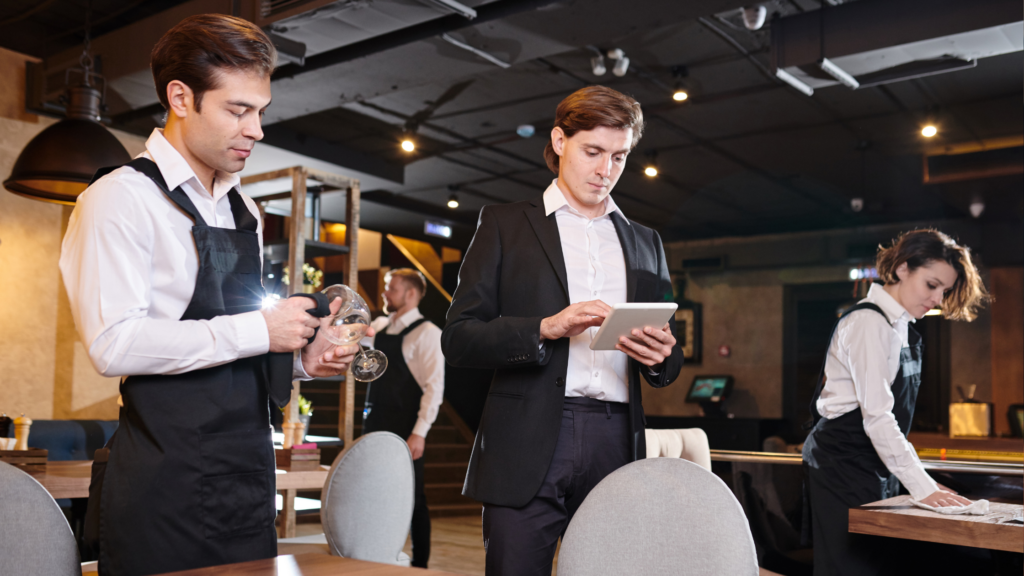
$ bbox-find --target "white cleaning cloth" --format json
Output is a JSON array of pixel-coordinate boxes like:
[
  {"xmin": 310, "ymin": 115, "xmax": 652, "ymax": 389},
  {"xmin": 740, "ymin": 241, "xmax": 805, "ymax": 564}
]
[{"xmin": 911, "ymin": 498, "xmax": 990, "ymax": 515}]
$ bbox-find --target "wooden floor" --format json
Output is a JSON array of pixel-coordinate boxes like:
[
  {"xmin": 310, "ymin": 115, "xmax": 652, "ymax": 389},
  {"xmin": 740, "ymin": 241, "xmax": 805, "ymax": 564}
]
[
  {"xmin": 293, "ymin": 515, "xmax": 555, "ymax": 575},
  {"xmin": 293, "ymin": 516, "xmax": 781, "ymax": 576}
]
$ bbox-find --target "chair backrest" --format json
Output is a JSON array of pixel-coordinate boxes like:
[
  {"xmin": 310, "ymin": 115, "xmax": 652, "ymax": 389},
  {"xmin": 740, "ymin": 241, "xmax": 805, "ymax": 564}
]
[
  {"xmin": 557, "ymin": 458, "xmax": 758, "ymax": 576},
  {"xmin": 644, "ymin": 428, "xmax": 712, "ymax": 471},
  {"xmin": 0, "ymin": 462, "xmax": 80, "ymax": 576},
  {"xmin": 320, "ymin": 432, "xmax": 414, "ymax": 564}
]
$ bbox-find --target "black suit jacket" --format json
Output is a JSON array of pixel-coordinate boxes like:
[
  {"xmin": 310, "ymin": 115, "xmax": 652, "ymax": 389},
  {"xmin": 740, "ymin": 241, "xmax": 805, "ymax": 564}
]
[{"xmin": 441, "ymin": 197, "xmax": 683, "ymax": 507}]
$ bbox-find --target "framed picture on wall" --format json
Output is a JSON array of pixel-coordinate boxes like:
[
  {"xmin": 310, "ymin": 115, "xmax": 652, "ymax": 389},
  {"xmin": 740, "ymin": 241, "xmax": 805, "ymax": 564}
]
[{"xmin": 675, "ymin": 304, "xmax": 702, "ymax": 364}]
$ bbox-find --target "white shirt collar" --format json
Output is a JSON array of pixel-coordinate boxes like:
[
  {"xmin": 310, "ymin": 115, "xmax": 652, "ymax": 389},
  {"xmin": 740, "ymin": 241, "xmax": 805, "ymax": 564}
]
[
  {"xmin": 143, "ymin": 129, "xmax": 241, "ymax": 200},
  {"xmin": 864, "ymin": 283, "xmax": 914, "ymax": 325},
  {"xmin": 389, "ymin": 307, "xmax": 424, "ymax": 330},
  {"xmin": 542, "ymin": 179, "xmax": 627, "ymax": 224}
]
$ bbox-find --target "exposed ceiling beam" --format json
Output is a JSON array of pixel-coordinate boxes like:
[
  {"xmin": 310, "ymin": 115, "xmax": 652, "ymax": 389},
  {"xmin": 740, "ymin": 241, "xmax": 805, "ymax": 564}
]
[{"xmin": 260, "ymin": 124, "xmax": 406, "ymax": 184}]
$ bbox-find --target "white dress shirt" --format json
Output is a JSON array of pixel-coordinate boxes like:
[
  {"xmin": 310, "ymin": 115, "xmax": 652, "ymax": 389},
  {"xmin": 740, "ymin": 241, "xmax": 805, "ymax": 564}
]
[
  {"xmin": 60, "ymin": 129, "xmax": 307, "ymax": 380},
  {"xmin": 543, "ymin": 181, "xmax": 630, "ymax": 403},
  {"xmin": 365, "ymin": 307, "xmax": 445, "ymax": 438},
  {"xmin": 817, "ymin": 283, "xmax": 938, "ymax": 500}
]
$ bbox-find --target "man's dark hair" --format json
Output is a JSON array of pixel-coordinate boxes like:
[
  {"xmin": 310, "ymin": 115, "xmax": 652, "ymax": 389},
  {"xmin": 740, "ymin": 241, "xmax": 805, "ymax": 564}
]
[
  {"xmin": 544, "ymin": 86, "xmax": 645, "ymax": 174},
  {"xmin": 151, "ymin": 14, "xmax": 277, "ymax": 112}
]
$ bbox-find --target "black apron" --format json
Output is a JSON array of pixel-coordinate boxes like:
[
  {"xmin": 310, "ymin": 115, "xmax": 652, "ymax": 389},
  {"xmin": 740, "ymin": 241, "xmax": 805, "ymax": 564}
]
[
  {"xmin": 802, "ymin": 302, "xmax": 923, "ymax": 576},
  {"xmin": 89, "ymin": 158, "xmax": 278, "ymax": 576},
  {"xmin": 362, "ymin": 318, "xmax": 430, "ymax": 440}
]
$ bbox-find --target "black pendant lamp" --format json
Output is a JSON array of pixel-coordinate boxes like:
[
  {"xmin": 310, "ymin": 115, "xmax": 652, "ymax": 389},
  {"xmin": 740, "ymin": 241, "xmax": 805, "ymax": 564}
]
[{"xmin": 3, "ymin": 11, "xmax": 130, "ymax": 205}]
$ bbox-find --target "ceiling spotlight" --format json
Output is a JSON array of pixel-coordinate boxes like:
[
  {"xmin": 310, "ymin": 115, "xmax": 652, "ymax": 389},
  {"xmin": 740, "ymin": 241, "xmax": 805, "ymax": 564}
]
[
  {"xmin": 742, "ymin": 5, "xmax": 767, "ymax": 30},
  {"xmin": 644, "ymin": 149, "xmax": 659, "ymax": 177},
  {"xmin": 401, "ymin": 139, "xmax": 416, "ymax": 152},
  {"xmin": 673, "ymin": 90, "xmax": 689, "ymax": 102},
  {"xmin": 516, "ymin": 124, "xmax": 535, "ymax": 138},
  {"xmin": 447, "ymin": 194, "xmax": 459, "ymax": 208},
  {"xmin": 969, "ymin": 199, "xmax": 985, "ymax": 218},
  {"xmin": 851, "ymin": 197, "xmax": 864, "ymax": 212},
  {"xmin": 591, "ymin": 55, "xmax": 606, "ymax": 76},
  {"xmin": 921, "ymin": 125, "xmax": 938, "ymax": 138},
  {"xmin": 612, "ymin": 56, "xmax": 630, "ymax": 77}
]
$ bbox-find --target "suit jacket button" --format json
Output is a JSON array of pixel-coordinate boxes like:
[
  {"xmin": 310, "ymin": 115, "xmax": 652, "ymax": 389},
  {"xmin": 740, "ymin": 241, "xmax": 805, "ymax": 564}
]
[{"xmin": 555, "ymin": 377, "xmax": 565, "ymax": 387}]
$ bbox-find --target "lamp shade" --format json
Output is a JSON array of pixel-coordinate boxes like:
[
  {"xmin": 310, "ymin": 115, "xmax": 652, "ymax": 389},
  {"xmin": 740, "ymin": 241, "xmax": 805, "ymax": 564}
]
[{"xmin": 4, "ymin": 117, "xmax": 131, "ymax": 205}]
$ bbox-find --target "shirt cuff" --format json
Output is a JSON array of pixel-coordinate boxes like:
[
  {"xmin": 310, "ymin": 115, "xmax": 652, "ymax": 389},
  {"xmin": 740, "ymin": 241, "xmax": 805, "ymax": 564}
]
[
  {"xmin": 292, "ymin": 352, "xmax": 312, "ymax": 381},
  {"xmin": 232, "ymin": 310, "xmax": 270, "ymax": 358},
  {"xmin": 412, "ymin": 419, "xmax": 431, "ymax": 438},
  {"xmin": 904, "ymin": 462, "xmax": 940, "ymax": 501}
]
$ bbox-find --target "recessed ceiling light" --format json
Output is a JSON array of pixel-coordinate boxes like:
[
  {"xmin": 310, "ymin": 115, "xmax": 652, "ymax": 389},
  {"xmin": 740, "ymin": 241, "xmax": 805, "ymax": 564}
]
[
  {"xmin": 644, "ymin": 166, "xmax": 658, "ymax": 177},
  {"xmin": 447, "ymin": 194, "xmax": 459, "ymax": 208},
  {"xmin": 673, "ymin": 90, "xmax": 688, "ymax": 102},
  {"xmin": 401, "ymin": 139, "xmax": 415, "ymax": 152},
  {"xmin": 921, "ymin": 125, "xmax": 938, "ymax": 138}
]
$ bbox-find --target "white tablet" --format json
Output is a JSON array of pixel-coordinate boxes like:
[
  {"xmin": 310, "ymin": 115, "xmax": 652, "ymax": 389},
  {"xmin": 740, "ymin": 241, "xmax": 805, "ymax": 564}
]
[{"xmin": 589, "ymin": 303, "xmax": 678, "ymax": 351}]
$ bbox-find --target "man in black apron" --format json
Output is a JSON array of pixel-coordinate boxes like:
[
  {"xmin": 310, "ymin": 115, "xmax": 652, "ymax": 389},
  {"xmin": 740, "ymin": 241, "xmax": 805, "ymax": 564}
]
[
  {"xmin": 362, "ymin": 269, "xmax": 445, "ymax": 568},
  {"xmin": 59, "ymin": 15, "xmax": 363, "ymax": 576},
  {"xmin": 802, "ymin": 302, "xmax": 921, "ymax": 575}
]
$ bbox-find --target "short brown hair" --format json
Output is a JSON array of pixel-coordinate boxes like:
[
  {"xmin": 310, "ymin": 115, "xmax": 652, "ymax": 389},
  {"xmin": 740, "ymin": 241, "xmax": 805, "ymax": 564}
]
[
  {"xmin": 544, "ymin": 86, "xmax": 645, "ymax": 174},
  {"xmin": 386, "ymin": 268, "xmax": 427, "ymax": 297},
  {"xmin": 876, "ymin": 229, "xmax": 990, "ymax": 321},
  {"xmin": 151, "ymin": 14, "xmax": 276, "ymax": 112}
]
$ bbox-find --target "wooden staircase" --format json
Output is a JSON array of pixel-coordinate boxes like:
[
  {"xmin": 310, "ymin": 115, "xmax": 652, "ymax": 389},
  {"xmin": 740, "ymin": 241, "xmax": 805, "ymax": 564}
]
[{"xmin": 301, "ymin": 378, "xmax": 482, "ymax": 518}]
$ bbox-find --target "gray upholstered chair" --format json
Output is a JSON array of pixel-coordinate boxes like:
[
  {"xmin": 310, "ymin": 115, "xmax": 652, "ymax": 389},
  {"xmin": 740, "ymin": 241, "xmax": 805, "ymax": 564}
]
[
  {"xmin": 0, "ymin": 461, "xmax": 81, "ymax": 576},
  {"xmin": 557, "ymin": 458, "xmax": 758, "ymax": 576},
  {"xmin": 277, "ymin": 431, "xmax": 414, "ymax": 566}
]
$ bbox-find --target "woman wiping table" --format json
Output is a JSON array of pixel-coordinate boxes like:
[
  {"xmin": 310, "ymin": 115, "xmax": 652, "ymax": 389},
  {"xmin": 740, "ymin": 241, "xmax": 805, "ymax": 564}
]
[{"xmin": 802, "ymin": 229, "xmax": 990, "ymax": 576}]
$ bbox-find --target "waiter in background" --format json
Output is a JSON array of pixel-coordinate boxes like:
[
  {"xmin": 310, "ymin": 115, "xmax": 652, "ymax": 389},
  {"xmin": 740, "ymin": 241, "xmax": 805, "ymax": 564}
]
[
  {"xmin": 59, "ymin": 15, "xmax": 363, "ymax": 576},
  {"xmin": 362, "ymin": 268, "xmax": 445, "ymax": 568}
]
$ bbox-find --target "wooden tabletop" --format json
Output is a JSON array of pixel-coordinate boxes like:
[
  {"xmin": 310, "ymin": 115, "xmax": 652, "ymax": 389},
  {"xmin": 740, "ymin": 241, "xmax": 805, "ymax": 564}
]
[
  {"xmin": 157, "ymin": 554, "xmax": 458, "ymax": 575},
  {"xmin": 27, "ymin": 461, "xmax": 329, "ymax": 499},
  {"xmin": 849, "ymin": 495, "xmax": 1023, "ymax": 553}
]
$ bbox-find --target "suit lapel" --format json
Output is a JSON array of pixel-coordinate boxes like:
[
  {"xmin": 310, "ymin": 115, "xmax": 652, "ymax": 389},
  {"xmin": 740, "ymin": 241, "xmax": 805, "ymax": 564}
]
[
  {"xmin": 524, "ymin": 201, "xmax": 569, "ymax": 300},
  {"xmin": 611, "ymin": 211, "xmax": 638, "ymax": 303}
]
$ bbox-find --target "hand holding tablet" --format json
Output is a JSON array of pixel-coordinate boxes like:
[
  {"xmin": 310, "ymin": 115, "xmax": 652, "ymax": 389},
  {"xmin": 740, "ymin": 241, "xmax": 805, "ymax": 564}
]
[{"xmin": 589, "ymin": 303, "xmax": 678, "ymax": 350}]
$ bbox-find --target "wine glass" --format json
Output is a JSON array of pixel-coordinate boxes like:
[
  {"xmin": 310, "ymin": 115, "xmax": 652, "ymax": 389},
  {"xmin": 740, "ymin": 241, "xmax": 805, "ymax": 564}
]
[{"xmin": 320, "ymin": 284, "xmax": 388, "ymax": 382}]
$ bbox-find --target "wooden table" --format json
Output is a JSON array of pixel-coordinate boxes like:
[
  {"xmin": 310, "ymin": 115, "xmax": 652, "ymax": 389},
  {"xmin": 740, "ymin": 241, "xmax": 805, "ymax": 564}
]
[
  {"xmin": 157, "ymin": 554, "xmax": 458, "ymax": 575},
  {"xmin": 849, "ymin": 495, "xmax": 1023, "ymax": 553},
  {"xmin": 27, "ymin": 461, "xmax": 328, "ymax": 538}
]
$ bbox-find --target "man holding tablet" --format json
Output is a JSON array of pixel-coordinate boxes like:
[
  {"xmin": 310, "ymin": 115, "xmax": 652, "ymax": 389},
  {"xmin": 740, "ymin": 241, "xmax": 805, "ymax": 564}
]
[{"xmin": 442, "ymin": 86, "xmax": 683, "ymax": 575}]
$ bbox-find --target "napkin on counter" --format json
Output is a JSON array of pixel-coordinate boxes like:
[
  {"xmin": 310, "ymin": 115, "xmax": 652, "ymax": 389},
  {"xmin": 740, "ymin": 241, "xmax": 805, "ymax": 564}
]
[{"xmin": 911, "ymin": 498, "xmax": 990, "ymax": 515}]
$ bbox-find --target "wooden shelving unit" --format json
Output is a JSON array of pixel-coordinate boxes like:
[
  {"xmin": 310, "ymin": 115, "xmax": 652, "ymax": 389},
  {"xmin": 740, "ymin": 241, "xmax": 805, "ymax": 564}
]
[{"xmin": 240, "ymin": 166, "xmax": 361, "ymax": 447}]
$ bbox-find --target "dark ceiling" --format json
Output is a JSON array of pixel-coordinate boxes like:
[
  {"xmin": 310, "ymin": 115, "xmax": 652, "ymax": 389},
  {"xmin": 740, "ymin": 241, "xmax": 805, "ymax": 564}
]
[{"xmin": 2, "ymin": 0, "xmax": 1021, "ymax": 253}]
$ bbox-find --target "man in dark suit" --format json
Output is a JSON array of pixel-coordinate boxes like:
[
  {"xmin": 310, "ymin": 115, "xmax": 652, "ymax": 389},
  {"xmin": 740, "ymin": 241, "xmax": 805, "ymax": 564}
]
[{"xmin": 441, "ymin": 86, "xmax": 684, "ymax": 575}]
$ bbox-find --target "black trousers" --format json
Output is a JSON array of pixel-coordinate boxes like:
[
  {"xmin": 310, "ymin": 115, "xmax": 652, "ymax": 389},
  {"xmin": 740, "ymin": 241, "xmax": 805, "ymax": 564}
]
[
  {"xmin": 411, "ymin": 455, "xmax": 431, "ymax": 568},
  {"xmin": 481, "ymin": 397, "xmax": 631, "ymax": 576}
]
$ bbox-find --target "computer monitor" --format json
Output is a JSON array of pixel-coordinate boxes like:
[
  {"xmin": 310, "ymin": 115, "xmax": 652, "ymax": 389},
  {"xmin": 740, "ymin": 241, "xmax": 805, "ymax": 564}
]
[{"xmin": 685, "ymin": 375, "xmax": 734, "ymax": 404}]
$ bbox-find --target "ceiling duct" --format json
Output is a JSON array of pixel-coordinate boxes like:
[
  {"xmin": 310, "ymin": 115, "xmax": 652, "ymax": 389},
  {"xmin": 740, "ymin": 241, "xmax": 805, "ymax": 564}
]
[
  {"xmin": 770, "ymin": 0, "xmax": 1023, "ymax": 93},
  {"xmin": 922, "ymin": 136, "xmax": 1024, "ymax": 184}
]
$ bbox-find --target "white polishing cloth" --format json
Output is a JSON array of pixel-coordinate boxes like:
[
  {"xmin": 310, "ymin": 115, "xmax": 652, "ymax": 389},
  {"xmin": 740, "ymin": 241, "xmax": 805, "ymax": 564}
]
[{"xmin": 911, "ymin": 498, "xmax": 990, "ymax": 515}]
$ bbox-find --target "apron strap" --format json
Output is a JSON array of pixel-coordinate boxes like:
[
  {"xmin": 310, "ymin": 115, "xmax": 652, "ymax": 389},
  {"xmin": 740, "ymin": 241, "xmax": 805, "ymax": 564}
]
[
  {"xmin": 805, "ymin": 301, "xmax": 890, "ymax": 429},
  {"xmin": 227, "ymin": 189, "xmax": 258, "ymax": 232},
  {"xmin": 118, "ymin": 158, "xmax": 209, "ymax": 227},
  {"xmin": 397, "ymin": 318, "xmax": 430, "ymax": 338}
]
